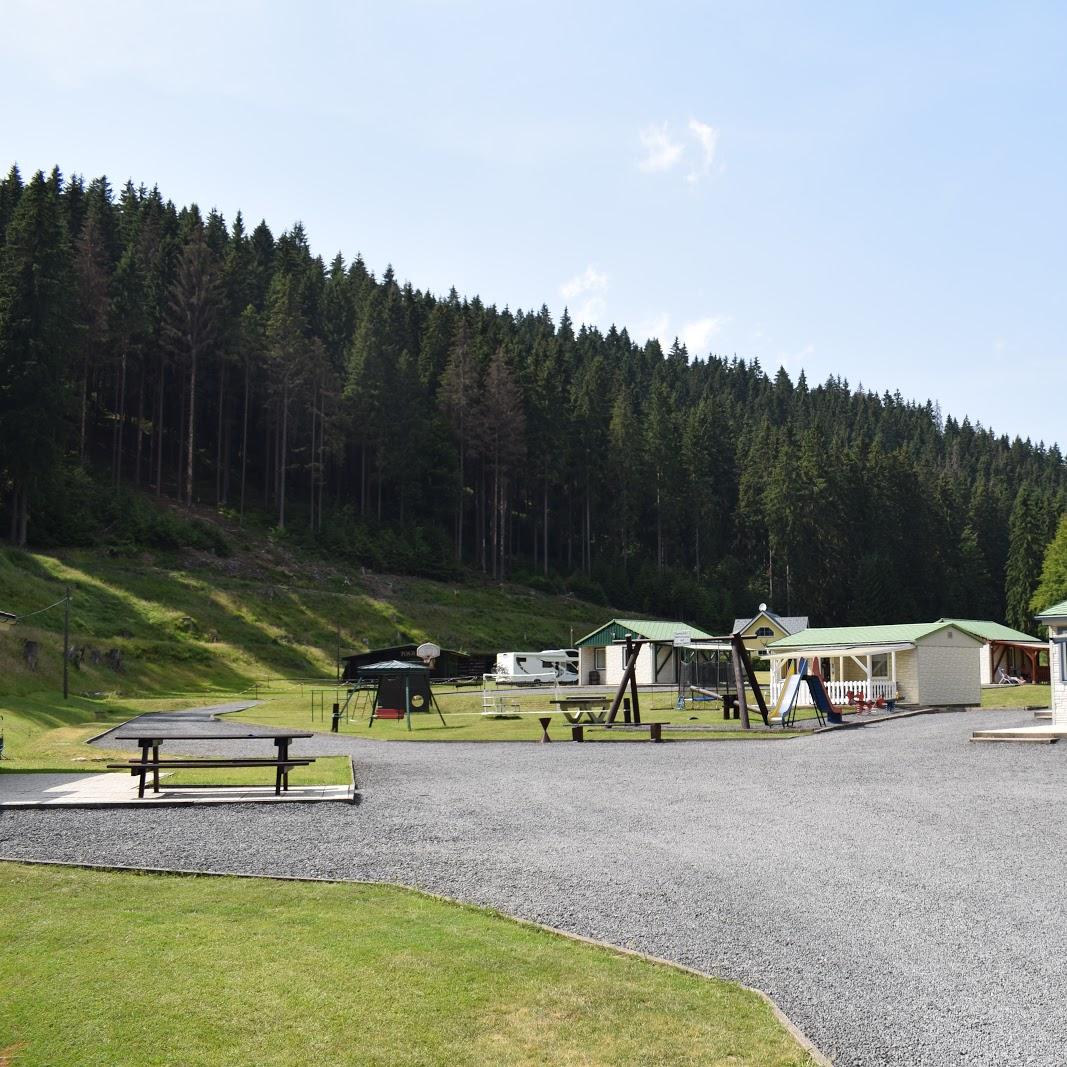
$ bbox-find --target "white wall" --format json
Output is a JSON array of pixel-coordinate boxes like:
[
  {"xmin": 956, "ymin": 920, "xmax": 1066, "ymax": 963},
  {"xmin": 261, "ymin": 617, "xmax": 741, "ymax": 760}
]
[
  {"xmin": 979, "ymin": 643, "xmax": 992, "ymax": 686},
  {"xmin": 895, "ymin": 649, "xmax": 919, "ymax": 704},
  {"xmin": 914, "ymin": 629, "xmax": 982, "ymax": 706},
  {"xmin": 1050, "ymin": 625, "xmax": 1067, "ymax": 726}
]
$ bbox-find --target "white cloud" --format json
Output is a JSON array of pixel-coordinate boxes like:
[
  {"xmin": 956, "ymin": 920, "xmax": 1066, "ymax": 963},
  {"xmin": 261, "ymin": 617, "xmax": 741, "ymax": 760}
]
[
  {"xmin": 574, "ymin": 297, "xmax": 607, "ymax": 327},
  {"xmin": 680, "ymin": 315, "xmax": 728, "ymax": 355},
  {"xmin": 636, "ymin": 313, "xmax": 671, "ymax": 345},
  {"xmin": 560, "ymin": 265, "xmax": 608, "ymax": 301},
  {"xmin": 638, "ymin": 123, "xmax": 683, "ymax": 172},
  {"xmin": 686, "ymin": 118, "xmax": 719, "ymax": 183}
]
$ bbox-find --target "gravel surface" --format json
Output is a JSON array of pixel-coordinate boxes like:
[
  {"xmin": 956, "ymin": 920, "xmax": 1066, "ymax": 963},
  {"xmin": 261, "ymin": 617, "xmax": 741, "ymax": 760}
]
[{"xmin": 2, "ymin": 707, "xmax": 1065, "ymax": 1065}]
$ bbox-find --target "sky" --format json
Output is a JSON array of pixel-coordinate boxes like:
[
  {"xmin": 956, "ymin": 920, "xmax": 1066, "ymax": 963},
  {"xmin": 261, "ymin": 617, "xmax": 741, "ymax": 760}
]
[{"xmin": 4, "ymin": 0, "xmax": 1065, "ymax": 447}]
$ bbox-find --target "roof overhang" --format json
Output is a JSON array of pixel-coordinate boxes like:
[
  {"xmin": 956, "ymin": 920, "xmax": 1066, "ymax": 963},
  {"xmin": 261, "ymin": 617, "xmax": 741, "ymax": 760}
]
[
  {"xmin": 989, "ymin": 639, "xmax": 1047, "ymax": 651},
  {"xmin": 766, "ymin": 642, "xmax": 914, "ymax": 659}
]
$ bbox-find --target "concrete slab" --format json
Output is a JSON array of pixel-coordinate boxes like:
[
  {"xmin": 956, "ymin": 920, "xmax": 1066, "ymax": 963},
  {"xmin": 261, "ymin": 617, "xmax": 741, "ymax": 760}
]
[
  {"xmin": 970, "ymin": 723, "xmax": 1066, "ymax": 743},
  {"xmin": 0, "ymin": 772, "xmax": 355, "ymax": 809}
]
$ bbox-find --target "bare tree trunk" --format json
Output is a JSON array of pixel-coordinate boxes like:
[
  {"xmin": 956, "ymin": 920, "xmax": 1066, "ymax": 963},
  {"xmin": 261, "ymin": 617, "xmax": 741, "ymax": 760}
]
[
  {"xmin": 185, "ymin": 347, "xmax": 197, "ymax": 507},
  {"xmin": 134, "ymin": 366, "xmax": 144, "ymax": 486},
  {"xmin": 155, "ymin": 361, "xmax": 165, "ymax": 497},
  {"xmin": 278, "ymin": 380, "xmax": 289, "ymax": 530},
  {"xmin": 115, "ymin": 350, "xmax": 128, "ymax": 488},
  {"xmin": 79, "ymin": 359, "xmax": 89, "ymax": 462},
  {"xmin": 177, "ymin": 371, "xmax": 186, "ymax": 501},
  {"xmin": 215, "ymin": 356, "xmax": 225, "ymax": 505},
  {"xmin": 543, "ymin": 476, "xmax": 549, "ymax": 576},
  {"xmin": 239, "ymin": 363, "xmax": 249, "ymax": 523}
]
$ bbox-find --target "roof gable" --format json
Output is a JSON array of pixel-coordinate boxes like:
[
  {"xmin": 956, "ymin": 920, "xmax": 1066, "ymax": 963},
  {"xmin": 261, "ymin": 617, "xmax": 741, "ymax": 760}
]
[
  {"xmin": 576, "ymin": 618, "xmax": 714, "ymax": 647},
  {"xmin": 768, "ymin": 621, "xmax": 983, "ymax": 649},
  {"xmin": 732, "ymin": 610, "xmax": 809, "ymax": 635},
  {"xmin": 1035, "ymin": 598, "xmax": 1067, "ymax": 621},
  {"xmin": 938, "ymin": 618, "xmax": 1041, "ymax": 643}
]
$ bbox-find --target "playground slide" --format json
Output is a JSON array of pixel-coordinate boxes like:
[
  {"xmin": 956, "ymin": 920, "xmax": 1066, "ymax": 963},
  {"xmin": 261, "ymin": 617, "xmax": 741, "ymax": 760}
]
[
  {"xmin": 804, "ymin": 674, "xmax": 842, "ymax": 724},
  {"xmin": 772, "ymin": 672, "xmax": 804, "ymax": 721}
]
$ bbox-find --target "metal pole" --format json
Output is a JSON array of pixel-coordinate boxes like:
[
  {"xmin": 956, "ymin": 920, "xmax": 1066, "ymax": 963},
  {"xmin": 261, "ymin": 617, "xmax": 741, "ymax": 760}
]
[
  {"xmin": 63, "ymin": 586, "xmax": 70, "ymax": 701},
  {"xmin": 336, "ymin": 625, "xmax": 341, "ymax": 684}
]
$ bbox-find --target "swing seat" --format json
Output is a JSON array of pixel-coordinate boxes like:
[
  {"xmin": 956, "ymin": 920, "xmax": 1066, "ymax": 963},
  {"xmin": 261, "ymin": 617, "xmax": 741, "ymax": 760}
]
[{"xmin": 375, "ymin": 707, "xmax": 405, "ymax": 720}]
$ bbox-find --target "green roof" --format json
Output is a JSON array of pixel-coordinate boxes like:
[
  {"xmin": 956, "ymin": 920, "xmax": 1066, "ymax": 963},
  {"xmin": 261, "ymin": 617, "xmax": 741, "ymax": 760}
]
[
  {"xmin": 767, "ymin": 621, "xmax": 982, "ymax": 650},
  {"xmin": 939, "ymin": 618, "xmax": 1041, "ymax": 643},
  {"xmin": 1035, "ymin": 598, "xmax": 1067, "ymax": 620},
  {"xmin": 575, "ymin": 618, "xmax": 715, "ymax": 648}
]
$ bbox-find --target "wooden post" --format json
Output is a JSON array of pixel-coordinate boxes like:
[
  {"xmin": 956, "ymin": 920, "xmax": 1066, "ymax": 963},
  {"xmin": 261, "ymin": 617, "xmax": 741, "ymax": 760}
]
[
  {"xmin": 731, "ymin": 640, "xmax": 750, "ymax": 729},
  {"xmin": 627, "ymin": 636, "xmax": 641, "ymax": 724},
  {"xmin": 607, "ymin": 639, "xmax": 642, "ymax": 724},
  {"xmin": 62, "ymin": 587, "xmax": 70, "ymax": 702}
]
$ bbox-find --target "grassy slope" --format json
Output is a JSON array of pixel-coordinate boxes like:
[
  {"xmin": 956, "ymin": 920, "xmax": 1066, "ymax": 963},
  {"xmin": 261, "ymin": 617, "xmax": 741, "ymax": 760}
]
[
  {"xmin": 0, "ymin": 524, "xmax": 606, "ymax": 767},
  {"xmin": 0, "ymin": 863, "xmax": 814, "ymax": 1067}
]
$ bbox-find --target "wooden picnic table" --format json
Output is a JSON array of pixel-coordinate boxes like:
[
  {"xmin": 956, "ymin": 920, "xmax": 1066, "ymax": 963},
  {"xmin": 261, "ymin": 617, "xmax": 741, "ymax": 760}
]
[
  {"xmin": 548, "ymin": 696, "xmax": 611, "ymax": 724},
  {"xmin": 112, "ymin": 730, "xmax": 315, "ymax": 798}
]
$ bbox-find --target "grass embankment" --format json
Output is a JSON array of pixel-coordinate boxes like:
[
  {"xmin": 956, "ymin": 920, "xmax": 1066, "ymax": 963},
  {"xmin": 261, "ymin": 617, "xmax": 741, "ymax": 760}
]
[
  {"xmin": 0, "ymin": 538, "xmax": 605, "ymax": 769},
  {"xmin": 0, "ymin": 863, "xmax": 815, "ymax": 1067},
  {"xmin": 980, "ymin": 684, "xmax": 1051, "ymax": 709}
]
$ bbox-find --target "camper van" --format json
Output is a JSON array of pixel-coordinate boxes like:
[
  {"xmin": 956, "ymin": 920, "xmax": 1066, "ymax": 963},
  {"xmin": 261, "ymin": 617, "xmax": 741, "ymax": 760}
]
[{"xmin": 494, "ymin": 649, "xmax": 579, "ymax": 686}]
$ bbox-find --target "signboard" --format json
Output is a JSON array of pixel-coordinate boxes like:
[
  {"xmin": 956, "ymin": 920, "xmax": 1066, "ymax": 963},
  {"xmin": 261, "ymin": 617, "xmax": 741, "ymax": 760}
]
[{"xmin": 674, "ymin": 632, "xmax": 692, "ymax": 646}]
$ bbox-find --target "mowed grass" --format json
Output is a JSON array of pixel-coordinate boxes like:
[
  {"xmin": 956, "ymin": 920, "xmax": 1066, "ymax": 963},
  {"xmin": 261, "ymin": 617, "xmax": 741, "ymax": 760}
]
[
  {"xmin": 220, "ymin": 683, "xmax": 807, "ymax": 741},
  {"xmin": 0, "ymin": 863, "xmax": 815, "ymax": 1067},
  {"xmin": 0, "ymin": 693, "xmax": 131, "ymax": 772},
  {"xmin": 164, "ymin": 754, "xmax": 351, "ymax": 787},
  {"xmin": 980, "ymin": 683, "xmax": 1051, "ymax": 709}
]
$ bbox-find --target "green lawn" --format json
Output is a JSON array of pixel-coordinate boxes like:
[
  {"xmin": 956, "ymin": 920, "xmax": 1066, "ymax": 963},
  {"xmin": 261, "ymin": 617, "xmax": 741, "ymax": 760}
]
[
  {"xmin": 221, "ymin": 682, "xmax": 806, "ymax": 741},
  {"xmin": 0, "ymin": 863, "xmax": 815, "ymax": 1067},
  {"xmin": 980, "ymin": 683, "xmax": 1051, "ymax": 709}
]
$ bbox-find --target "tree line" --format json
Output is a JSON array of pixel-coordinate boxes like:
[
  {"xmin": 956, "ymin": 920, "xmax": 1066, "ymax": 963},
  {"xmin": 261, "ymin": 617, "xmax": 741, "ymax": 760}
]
[{"xmin": 1, "ymin": 164, "xmax": 1065, "ymax": 633}]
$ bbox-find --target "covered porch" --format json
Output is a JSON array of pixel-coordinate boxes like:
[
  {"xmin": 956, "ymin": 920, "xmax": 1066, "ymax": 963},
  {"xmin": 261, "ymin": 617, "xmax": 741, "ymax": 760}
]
[
  {"xmin": 768, "ymin": 642, "xmax": 909, "ymax": 707},
  {"xmin": 986, "ymin": 639, "xmax": 1049, "ymax": 685}
]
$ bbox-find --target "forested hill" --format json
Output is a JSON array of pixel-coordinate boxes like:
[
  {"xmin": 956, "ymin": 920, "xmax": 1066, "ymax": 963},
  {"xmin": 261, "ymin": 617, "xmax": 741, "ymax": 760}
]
[{"xmin": 1, "ymin": 164, "xmax": 1065, "ymax": 634}]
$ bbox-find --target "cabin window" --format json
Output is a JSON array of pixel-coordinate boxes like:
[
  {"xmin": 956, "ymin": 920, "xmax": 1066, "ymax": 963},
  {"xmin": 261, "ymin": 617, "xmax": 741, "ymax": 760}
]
[
  {"xmin": 755, "ymin": 626, "xmax": 775, "ymax": 638},
  {"xmin": 593, "ymin": 647, "xmax": 606, "ymax": 670},
  {"xmin": 871, "ymin": 654, "xmax": 889, "ymax": 678},
  {"xmin": 1059, "ymin": 640, "xmax": 1067, "ymax": 684}
]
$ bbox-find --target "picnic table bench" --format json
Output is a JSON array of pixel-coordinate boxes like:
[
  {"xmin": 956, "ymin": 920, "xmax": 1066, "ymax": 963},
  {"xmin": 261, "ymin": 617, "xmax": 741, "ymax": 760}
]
[
  {"xmin": 107, "ymin": 730, "xmax": 316, "ymax": 798},
  {"xmin": 548, "ymin": 696, "xmax": 611, "ymax": 723},
  {"xmin": 569, "ymin": 721, "xmax": 667, "ymax": 742}
]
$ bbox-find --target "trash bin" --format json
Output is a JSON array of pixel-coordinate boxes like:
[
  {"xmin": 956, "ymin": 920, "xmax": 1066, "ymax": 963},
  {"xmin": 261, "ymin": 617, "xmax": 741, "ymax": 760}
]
[{"xmin": 588, "ymin": 670, "xmax": 600, "ymax": 685}]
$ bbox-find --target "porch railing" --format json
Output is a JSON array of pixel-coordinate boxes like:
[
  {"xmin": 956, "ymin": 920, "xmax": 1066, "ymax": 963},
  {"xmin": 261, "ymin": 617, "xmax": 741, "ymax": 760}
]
[{"xmin": 770, "ymin": 678, "xmax": 897, "ymax": 707}]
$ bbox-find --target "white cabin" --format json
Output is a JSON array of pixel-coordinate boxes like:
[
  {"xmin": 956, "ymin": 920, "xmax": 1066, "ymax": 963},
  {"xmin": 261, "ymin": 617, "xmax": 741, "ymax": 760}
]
[{"xmin": 1034, "ymin": 599, "xmax": 1067, "ymax": 726}]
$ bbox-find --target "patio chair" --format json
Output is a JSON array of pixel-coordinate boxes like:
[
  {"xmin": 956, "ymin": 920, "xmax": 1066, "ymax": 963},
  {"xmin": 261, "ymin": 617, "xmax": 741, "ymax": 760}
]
[{"xmin": 995, "ymin": 667, "xmax": 1022, "ymax": 685}]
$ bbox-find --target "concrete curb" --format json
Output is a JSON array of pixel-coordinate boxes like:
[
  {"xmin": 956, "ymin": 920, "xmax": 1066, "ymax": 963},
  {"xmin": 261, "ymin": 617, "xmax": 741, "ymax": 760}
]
[{"xmin": 0, "ymin": 856, "xmax": 830, "ymax": 1066}]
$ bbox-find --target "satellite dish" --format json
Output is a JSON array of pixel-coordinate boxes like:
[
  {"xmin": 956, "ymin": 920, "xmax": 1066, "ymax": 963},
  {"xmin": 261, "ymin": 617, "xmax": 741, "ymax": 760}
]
[
  {"xmin": 417, "ymin": 642, "xmax": 441, "ymax": 662},
  {"xmin": 759, "ymin": 602, "xmax": 768, "ymax": 612}
]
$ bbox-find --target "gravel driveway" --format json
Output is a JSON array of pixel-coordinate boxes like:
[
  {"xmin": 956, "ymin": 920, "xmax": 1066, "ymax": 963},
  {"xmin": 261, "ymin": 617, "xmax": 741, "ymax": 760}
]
[{"xmin": 2, "ymin": 707, "xmax": 1064, "ymax": 1066}]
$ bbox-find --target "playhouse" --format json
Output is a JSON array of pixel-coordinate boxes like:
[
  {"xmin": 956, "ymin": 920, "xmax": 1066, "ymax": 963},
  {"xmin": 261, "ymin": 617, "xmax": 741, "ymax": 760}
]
[{"xmin": 766, "ymin": 621, "xmax": 984, "ymax": 707}]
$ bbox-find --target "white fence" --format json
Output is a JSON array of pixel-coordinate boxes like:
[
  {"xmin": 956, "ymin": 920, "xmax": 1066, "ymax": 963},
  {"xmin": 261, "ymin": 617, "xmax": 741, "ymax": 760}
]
[{"xmin": 771, "ymin": 678, "xmax": 897, "ymax": 707}]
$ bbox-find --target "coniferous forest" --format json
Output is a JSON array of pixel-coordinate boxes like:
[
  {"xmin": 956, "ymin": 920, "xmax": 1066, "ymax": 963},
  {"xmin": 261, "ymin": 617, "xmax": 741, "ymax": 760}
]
[{"xmin": 1, "ymin": 165, "xmax": 1065, "ymax": 633}]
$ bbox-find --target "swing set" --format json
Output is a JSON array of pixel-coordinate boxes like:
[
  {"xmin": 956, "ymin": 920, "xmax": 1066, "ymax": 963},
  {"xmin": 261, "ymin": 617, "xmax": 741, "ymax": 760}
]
[{"xmin": 337, "ymin": 660, "xmax": 447, "ymax": 731}]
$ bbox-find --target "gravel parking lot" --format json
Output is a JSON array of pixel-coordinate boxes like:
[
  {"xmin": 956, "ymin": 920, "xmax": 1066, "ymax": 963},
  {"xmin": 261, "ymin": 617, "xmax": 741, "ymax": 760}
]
[{"xmin": 2, "ymin": 707, "xmax": 1064, "ymax": 1066}]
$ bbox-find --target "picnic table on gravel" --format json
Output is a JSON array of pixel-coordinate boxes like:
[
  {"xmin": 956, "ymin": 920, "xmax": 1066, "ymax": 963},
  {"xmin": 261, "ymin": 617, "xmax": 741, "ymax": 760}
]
[{"xmin": 108, "ymin": 730, "xmax": 315, "ymax": 799}]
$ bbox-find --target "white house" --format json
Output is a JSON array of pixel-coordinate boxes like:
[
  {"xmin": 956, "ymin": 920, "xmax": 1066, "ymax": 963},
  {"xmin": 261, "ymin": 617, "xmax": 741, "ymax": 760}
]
[
  {"xmin": 575, "ymin": 618, "xmax": 715, "ymax": 687},
  {"xmin": 1034, "ymin": 599, "xmax": 1067, "ymax": 726},
  {"xmin": 765, "ymin": 621, "xmax": 984, "ymax": 708}
]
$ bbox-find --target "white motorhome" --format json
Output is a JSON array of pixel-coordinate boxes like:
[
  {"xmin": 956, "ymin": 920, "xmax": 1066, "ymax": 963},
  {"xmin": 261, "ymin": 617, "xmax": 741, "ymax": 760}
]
[{"xmin": 494, "ymin": 649, "xmax": 578, "ymax": 686}]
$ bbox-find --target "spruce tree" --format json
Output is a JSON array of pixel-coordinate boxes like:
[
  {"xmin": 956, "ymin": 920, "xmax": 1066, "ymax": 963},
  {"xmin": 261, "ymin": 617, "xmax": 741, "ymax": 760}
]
[{"xmin": 1005, "ymin": 485, "xmax": 1047, "ymax": 632}]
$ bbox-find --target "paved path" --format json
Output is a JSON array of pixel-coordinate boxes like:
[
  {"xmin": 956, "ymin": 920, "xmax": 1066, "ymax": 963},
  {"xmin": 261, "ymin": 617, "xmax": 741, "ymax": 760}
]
[{"xmin": 2, "ymin": 707, "xmax": 1065, "ymax": 1065}]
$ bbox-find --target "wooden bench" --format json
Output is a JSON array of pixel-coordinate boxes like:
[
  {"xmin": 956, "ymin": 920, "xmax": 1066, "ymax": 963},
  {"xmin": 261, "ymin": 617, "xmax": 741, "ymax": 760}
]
[
  {"xmin": 569, "ymin": 721, "xmax": 667, "ymax": 743},
  {"xmin": 108, "ymin": 757, "xmax": 315, "ymax": 797}
]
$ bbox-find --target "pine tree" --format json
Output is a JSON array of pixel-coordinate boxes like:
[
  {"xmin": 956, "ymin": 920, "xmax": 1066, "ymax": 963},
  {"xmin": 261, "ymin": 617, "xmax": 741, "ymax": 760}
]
[
  {"xmin": 0, "ymin": 171, "xmax": 74, "ymax": 543},
  {"xmin": 1031, "ymin": 512, "xmax": 1067, "ymax": 617},
  {"xmin": 1005, "ymin": 484, "xmax": 1047, "ymax": 632}
]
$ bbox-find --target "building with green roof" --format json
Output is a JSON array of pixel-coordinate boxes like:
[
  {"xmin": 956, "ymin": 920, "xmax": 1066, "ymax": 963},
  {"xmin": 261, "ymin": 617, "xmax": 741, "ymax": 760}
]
[
  {"xmin": 765, "ymin": 620, "xmax": 985, "ymax": 708},
  {"xmin": 575, "ymin": 618, "xmax": 715, "ymax": 686},
  {"xmin": 939, "ymin": 619, "xmax": 1048, "ymax": 685}
]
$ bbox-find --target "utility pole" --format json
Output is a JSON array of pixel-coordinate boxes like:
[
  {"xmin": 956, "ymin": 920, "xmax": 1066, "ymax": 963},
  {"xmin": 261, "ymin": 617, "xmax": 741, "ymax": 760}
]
[{"xmin": 63, "ymin": 586, "xmax": 70, "ymax": 701}]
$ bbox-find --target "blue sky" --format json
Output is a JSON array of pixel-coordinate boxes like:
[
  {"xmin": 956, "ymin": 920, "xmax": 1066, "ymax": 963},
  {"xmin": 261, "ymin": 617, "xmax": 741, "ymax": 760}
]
[{"xmin": 4, "ymin": 1, "xmax": 1065, "ymax": 447}]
